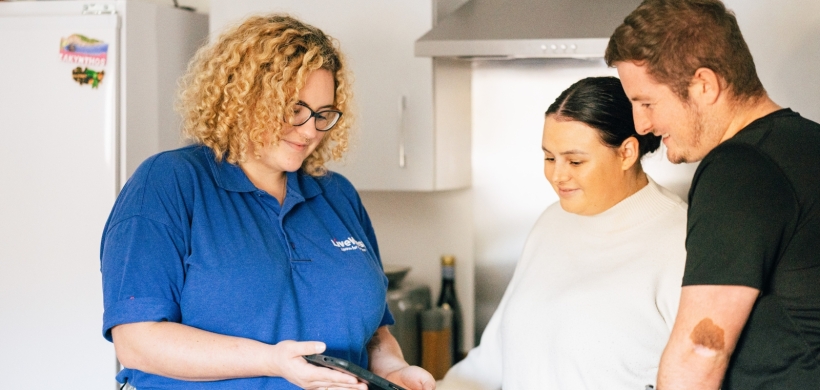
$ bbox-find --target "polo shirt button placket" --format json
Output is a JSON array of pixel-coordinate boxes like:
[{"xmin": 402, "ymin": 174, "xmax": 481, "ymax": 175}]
[{"xmin": 279, "ymin": 227, "xmax": 296, "ymax": 260}]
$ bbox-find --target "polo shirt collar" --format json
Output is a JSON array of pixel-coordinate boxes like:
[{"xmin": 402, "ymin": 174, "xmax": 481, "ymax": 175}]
[
  {"xmin": 280, "ymin": 171, "xmax": 321, "ymax": 216},
  {"xmin": 289, "ymin": 170, "xmax": 323, "ymax": 200},
  {"xmin": 204, "ymin": 146, "xmax": 323, "ymax": 200},
  {"xmin": 206, "ymin": 147, "xmax": 258, "ymax": 193}
]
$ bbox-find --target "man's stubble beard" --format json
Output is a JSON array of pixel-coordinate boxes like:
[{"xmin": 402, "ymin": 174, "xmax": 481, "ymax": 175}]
[{"xmin": 670, "ymin": 103, "xmax": 723, "ymax": 164}]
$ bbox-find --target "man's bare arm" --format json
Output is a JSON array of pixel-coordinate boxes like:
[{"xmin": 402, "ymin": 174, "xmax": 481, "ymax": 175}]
[{"xmin": 657, "ymin": 284, "xmax": 759, "ymax": 390}]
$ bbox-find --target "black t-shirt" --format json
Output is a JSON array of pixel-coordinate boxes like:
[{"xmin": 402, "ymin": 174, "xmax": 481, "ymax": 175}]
[{"xmin": 683, "ymin": 109, "xmax": 820, "ymax": 388}]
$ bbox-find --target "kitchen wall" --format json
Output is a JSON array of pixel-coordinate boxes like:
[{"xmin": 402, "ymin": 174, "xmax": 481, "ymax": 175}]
[
  {"xmin": 358, "ymin": 189, "xmax": 475, "ymax": 348},
  {"xmin": 723, "ymin": 0, "xmax": 820, "ymax": 123}
]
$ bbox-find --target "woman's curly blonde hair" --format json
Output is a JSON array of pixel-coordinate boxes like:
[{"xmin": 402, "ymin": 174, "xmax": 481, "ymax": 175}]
[{"xmin": 177, "ymin": 14, "xmax": 353, "ymax": 176}]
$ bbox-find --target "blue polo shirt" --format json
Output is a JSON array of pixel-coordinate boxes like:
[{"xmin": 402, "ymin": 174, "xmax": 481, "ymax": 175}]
[{"xmin": 100, "ymin": 145, "xmax": 393, "ymax": 389}]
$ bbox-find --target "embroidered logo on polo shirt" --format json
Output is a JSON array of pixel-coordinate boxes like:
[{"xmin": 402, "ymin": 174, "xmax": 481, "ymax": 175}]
[{"xmin": 331, "ymin": 237, "xmax": 367, "ymax": 252}]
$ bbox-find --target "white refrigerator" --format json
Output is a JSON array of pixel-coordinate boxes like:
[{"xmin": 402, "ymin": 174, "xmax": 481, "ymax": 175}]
[{"xmin": 0, "ymin": 1, "xmax": 207, "ymax": 388}]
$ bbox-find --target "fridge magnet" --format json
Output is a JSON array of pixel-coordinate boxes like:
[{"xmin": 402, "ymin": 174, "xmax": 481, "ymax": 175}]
[
  {"xmin": 72, "ymin": 67, "xmax": 105, "ymax": 89},
  {"xmin": 60, "ymin": 34, "xmax": 108, "ymax": 67}
]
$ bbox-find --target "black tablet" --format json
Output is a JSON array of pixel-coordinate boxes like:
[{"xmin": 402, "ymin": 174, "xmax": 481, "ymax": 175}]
[{"xmin": 303, "ymin": 354, "xmax": 406, "ymax": 390}]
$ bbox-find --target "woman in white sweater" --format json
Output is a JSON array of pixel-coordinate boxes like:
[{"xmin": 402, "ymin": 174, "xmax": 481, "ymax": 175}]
[{"xmin": 439, "ymin": 77, "xmax": 687, "ymax": 390}]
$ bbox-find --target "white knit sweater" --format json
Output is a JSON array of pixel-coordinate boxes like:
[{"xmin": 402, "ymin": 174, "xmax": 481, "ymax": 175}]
[{"xmin": 439, "ymin": 178, "xmax": 688, "ymax": 390}]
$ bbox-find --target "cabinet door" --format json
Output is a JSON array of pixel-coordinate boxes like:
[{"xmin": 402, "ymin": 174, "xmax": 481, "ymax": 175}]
[{"xmin": 211, "ymin": 1, "xmax": 453, "ymax": 190}]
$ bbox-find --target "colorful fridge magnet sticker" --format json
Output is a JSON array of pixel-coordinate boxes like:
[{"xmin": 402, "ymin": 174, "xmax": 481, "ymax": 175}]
[
  {"xmin": 72, "ymin": 67, "xmax": 105, "ymax": 89},
  {"xmin": 60, "ymin": 34, "xmax": 108, "ymax": 67}
]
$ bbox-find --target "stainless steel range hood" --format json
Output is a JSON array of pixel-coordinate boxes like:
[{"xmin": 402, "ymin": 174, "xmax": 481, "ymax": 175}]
[{"xmin": 415, "ymin": 0, "xmax": 642, "ymax": 59}]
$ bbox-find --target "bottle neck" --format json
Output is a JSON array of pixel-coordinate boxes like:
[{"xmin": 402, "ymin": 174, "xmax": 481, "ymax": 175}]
[{"xmin": 441, "ymin": 265, "xmax": 455, "ymax": 282}]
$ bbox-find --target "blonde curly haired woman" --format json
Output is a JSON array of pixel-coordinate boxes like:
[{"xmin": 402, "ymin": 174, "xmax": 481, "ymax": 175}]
[{"xmin": 100, "ymin": 15, "xmax": 434, "ymax": 390}]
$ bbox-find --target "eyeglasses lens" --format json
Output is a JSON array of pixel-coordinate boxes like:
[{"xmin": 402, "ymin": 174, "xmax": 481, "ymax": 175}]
[{"xmin": 291, "ymin": 105, "xmax": 341, "ymax": 131}]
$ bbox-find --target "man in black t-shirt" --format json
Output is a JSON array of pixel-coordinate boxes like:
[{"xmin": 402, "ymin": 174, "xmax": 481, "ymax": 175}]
[{"xmin": 605, "ymin": 0, "xmax": 820, "ymax": 389}]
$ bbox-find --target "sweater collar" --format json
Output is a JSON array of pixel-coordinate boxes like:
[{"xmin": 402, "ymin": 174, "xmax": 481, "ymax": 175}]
[{"xmin": 570, "ymin": 177, "xmax": 681, "ymax": 234}]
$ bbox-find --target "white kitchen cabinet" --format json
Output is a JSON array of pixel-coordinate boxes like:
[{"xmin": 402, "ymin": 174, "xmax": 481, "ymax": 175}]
[{"xmin": 210, "ymin": 0, "xmax": 471, "ymax": 191}]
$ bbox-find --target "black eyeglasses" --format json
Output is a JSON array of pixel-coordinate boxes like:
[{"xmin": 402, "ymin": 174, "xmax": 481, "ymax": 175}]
[{"xmin": 289, "ymin": 102, "xmax": 343, "ymax": 132}]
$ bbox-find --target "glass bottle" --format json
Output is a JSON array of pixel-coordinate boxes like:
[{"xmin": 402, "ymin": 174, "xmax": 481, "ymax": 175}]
[{"xmin": 436, "ymin": 254, "xmax": 463, "ymax": 364}]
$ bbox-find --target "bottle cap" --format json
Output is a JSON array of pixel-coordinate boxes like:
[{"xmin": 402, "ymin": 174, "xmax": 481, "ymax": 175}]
[{"xmin": 440, "ymin": 255, "xmax": 455, "ymax": 266}]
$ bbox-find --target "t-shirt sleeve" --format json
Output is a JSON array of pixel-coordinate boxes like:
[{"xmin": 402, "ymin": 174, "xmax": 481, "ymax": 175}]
[
  {"xmin": 683, "ymin": 144, "xmax": 797, "ymax": 288},
  {"xmin": 101, "ymin": 216, "xmax": 186, "ymax": 341},
  {"xmin": 100, "ymin": 155, "xmax": 189, "ymax": 342}
]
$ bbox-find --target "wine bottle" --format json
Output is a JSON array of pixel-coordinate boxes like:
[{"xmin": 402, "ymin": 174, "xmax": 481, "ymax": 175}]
[{"xmin": 436, "ymin": 255, "xmax": 463, "ymax": 364}]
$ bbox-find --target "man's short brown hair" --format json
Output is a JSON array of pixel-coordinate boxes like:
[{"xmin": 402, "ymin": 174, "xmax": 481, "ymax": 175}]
[{"xmin": 605, "ymin": 0, "xmax": 765, "ymax": 101}]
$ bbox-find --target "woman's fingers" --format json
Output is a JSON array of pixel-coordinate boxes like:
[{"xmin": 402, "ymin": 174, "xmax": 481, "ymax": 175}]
[
  {"xmin": 304, "ymin": 381, "xmax": 367, "ymax": 390},
  {"xmin": 272, "ymin": 340, "xmax": 365, "ymax": 389},
  {"xmin": 282, "ymin": 339, "xmax": 326, "ymax": 355},
  {"xmin": 299, "ymin": 364, "xmax": 364, "ymax": 388}
]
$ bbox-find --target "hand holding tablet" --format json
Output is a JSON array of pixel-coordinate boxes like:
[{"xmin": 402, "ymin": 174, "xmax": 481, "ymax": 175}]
[{"xmin": 303, "ymin": 354, "xmax": 407, "ymax": 390}]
